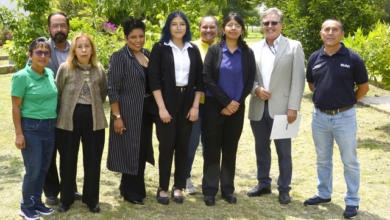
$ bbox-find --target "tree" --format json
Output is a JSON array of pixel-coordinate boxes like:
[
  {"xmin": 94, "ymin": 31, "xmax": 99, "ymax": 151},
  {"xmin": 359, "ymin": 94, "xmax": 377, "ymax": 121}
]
[
  {"xmin": 222, "ymin": 0, "xmax": 260, "ymax": 32},
  {"xmin": 261, "ymin": 0, "xmax": 385, "ymax": 59},
  {"xmin": 3, "ymin": 0, "xmax": 227, "ymax": 69}
]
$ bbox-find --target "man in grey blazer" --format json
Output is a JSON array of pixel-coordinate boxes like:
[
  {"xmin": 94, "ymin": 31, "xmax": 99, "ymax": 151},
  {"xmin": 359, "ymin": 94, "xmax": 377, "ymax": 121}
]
[{"xmin": 247, "ymin": 8, "xmax": 305, "ymax": 204}]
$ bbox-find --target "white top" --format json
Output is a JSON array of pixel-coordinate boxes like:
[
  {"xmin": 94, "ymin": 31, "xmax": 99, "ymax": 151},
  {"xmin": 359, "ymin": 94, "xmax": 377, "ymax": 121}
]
[
  {"xmin": 164, "ymin": 40, "xmax": 193, "ymax": 86},
  {"xmin": 260, "ymin": 34, "xmax": 282, "ymax": 91}
]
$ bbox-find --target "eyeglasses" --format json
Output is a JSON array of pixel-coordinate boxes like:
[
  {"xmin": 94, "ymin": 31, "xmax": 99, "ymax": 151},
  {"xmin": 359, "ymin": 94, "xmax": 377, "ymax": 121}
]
[
  {"xmin": 171, "ymin": 23, "xmax": 186, "ymax": 29},
  {"xmin": 34, "ymin": 50, "xmax": 51, "ymax": 57},
  {"xmin": 226, "ymin": 23, "xmax": 241, "ymax": 29},
  {"xmin": 50, "ymin": 23, "xmax": 68, "ymax": 30},
  {"xmin": 262, "ymin": 21, "xmax": 281, "ymax": 26}
]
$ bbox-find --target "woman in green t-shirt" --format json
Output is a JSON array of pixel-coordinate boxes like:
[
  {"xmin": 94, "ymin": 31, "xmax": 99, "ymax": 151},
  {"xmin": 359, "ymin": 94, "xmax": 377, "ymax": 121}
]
[{"xmin": 11, "ymin": 37, "xmax": 58, "ymax": 220}]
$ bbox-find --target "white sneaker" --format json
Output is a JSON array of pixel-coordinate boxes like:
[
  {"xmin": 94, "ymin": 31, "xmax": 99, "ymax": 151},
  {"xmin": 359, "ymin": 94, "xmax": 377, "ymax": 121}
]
[{"xmin": 185, "ymin": 178, "xmax": 197, "ymax": 194}]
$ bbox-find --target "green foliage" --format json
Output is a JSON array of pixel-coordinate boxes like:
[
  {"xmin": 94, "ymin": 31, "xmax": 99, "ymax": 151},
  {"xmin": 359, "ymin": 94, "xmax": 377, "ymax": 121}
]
[
  {"xmin": 77, "ymin": 0, "xmax": 227, "ymax": 42},
  {"xmin": 262, "ymin": 0, "xmax": 385, "ymax": 59},
  {"xmin": 1, "ymin": 0, "xmax": 49, "ymax": 70},
  {"xmin": 343, "ymin": 21, "xmax": 390, "ymax": 88},
  {"xmin": 68, "ymin": 9, "xmax": 124, "ymax": 69},
  {"xmin": 222, "ymin": 0, "xmax": 260, "ymax": 27}
]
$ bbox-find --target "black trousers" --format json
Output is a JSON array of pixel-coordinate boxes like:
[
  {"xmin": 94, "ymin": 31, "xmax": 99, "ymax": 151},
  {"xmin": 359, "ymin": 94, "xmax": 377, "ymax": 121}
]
[
  {"xmin": 43, "ymin": 106, "xmax": 78, "ymax": 198},
  {"xmin": 154, "ymin": 90, "xmax": 192, "ymax": 191},
  {"xmin": 120, "ymin": 98, "xmax": 153, "ymax": 201},
  {"xmin": 57, "ymin": 104, "xmax": 105, "ymax": 207},
  {"xmin": 202, "ymin": 96, "xmax": 245, "ymax": 196},
  {"xmin": 250, "ymin": 101, "xmax": 292, "ymax": 192}
]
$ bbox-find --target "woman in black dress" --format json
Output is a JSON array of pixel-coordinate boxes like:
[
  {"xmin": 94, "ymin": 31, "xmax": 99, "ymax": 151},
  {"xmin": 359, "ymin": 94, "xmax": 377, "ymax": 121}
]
[{"xmin": 107, "ymin": 18, "xmax": 154, "ymax": 205}]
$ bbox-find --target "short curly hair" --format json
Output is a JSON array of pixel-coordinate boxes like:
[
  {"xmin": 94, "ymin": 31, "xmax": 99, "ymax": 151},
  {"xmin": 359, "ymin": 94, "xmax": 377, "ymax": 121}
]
[
  {"xmin": 122, "ymin": 17, "xmax": 146, "ymax": 37},
  {"xmin": 28, "ymin": 37, "xmax": 51, "ymax": 55}
]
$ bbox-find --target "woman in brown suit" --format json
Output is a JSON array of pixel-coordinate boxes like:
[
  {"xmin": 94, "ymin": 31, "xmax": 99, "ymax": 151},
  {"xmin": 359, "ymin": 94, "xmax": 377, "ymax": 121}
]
[{"xmin": 55, "ymin": 33, "xmax": 107, "ymax": 213}]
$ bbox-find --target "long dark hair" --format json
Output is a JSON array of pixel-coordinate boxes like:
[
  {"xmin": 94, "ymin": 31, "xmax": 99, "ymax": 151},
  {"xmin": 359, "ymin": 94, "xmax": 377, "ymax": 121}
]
[
  {"xmin": 219, "ymin": 13, "xmax": 248, "ymax": 48},
  {"xmin": 160, "ymin": 10, "xmax": 192, "ymax": 43}
]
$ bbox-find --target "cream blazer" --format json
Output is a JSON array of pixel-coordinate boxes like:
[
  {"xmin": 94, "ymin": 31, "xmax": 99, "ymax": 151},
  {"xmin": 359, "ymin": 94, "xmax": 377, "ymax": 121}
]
[{"xmin": 248, "ymin": 35, "xmax": 305, "ymax": 121}]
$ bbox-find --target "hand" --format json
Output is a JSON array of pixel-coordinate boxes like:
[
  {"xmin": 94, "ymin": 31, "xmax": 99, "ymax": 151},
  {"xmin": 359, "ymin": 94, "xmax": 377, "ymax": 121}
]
[
  {"xmin": 113, "ymin": 118, "xmax": 126, "ymax": 135},
  {"xmin": 255, "ymin": 87, "xmax": 271, "ymax": 100},
  {"xmin": 221, "ymin": 108, "xmax": 233, "ymax": 116},
  {"xmin": 187, "ymin": 107, "xmax": 199, "ymax": 122},
  {"xmin": 226, "ymin": 100, "xmax": 240, "ymax": 113},
  {"xmin": 287, "ymin": 109, "xmax": 298, "ymax": 124},
  {"xmin": 15, "ymin": 134, "xmax": 25, "ymax": 149},
  {"xmin": 159, "ymin": 108, "xmax": 172, "ymax": 123}
]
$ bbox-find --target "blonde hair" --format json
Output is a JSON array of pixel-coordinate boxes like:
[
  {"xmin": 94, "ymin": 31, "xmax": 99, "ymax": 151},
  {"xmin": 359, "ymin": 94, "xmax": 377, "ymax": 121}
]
[{"xmin": 67, "ymin": 33, "xmax": 99, "ymax": 69}]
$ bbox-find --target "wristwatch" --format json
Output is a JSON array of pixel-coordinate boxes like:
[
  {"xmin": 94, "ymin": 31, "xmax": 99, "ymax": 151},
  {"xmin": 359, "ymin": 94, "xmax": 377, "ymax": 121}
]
[{"xmin": 111, "ymin": 114, "xmax": 121, "ymax": 120}]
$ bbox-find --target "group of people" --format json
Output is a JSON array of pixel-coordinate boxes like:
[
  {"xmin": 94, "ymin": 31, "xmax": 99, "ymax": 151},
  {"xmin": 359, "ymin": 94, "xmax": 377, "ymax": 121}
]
[{"xmin": 11, "ymin": 7, "xmax": 369, "ymax": 220}]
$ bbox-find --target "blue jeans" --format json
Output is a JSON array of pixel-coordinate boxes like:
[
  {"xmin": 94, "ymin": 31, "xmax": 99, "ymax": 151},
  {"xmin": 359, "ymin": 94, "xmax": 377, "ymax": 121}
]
[
  {"xmin": 311, "ymin": 107, "xmax": 360, "ymax": 206},
  {"xmin": 20, "ymin": 117, "xmax": 56, "ymax": 208},
  {"xmin": 187, "ymin": 103, "xmax": 205, "ymax": 178}
]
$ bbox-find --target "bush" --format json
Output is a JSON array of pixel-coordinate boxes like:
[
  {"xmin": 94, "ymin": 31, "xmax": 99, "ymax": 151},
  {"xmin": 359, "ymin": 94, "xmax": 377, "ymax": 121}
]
[
  {"xmin": 0, "ymin": 30, "xmax": 12, "ymax": 46},
  {"xmin": 263, "ymin": 0, "xmax": 385, "ymax": 60},
  {"xmin": 68, "ymin": 10, "xmax": 124, "ymax": 69},
  {"xmin": 343, "ymin": 21, "xmax": 390, "ymax": 88}
]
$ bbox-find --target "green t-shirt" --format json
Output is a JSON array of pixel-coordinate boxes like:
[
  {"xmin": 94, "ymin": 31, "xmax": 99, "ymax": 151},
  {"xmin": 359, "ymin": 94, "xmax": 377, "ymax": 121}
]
[{"xmin": 11, "ymin": 64, "xmax": 58, "ymax": 119}]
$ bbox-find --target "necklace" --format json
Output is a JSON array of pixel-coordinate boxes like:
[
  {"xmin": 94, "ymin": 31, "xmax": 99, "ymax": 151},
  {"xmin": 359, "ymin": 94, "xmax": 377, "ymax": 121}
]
[{"xmin": 266, "ymin": 40, "xmax": 277, "ymax": 55}]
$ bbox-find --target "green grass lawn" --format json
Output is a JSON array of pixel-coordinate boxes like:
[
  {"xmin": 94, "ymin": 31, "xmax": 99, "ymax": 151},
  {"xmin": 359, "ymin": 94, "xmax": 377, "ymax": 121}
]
[
  {"xmin": 1, "ymin": 75, "xmax": 390, "ymax": 219},
  {"xmin": 1, "ymin": 34, "xmax": 390, "ymax": 219}
]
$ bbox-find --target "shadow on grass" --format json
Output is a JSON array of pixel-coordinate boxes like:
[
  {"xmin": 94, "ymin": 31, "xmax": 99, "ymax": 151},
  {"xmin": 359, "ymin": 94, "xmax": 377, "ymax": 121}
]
[
  {"xmin": 357, "ymin": 138, "xmax": 390, "ymax": 152},
  {"xmin": 0, "ymin": 155, "xmax": 24, "ymax": 184}
]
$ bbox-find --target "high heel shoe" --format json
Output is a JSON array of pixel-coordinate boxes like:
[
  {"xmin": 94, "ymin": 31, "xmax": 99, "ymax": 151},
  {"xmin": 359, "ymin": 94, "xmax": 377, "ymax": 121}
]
[
  {"xmin": 156, "ymin": 187, "xmax": 169, "ymax": 205},
  {"xmin": 171, "ymin": 187, "xmax": 184, "ymax": 204}
]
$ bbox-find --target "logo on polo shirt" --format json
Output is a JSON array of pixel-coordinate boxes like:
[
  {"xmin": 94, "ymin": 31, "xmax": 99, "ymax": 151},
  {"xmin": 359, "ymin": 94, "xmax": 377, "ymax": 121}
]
[
  {"xmin": 32, "ymin": 86, "xmax": 43, "ymax": 90},
  {"xmin": 312, "ymin": 64, "xmax": 321, "ymax": 70},
  {"xmin": 341, "ymin": 63, "xmax": 350, "ymax": 68}
]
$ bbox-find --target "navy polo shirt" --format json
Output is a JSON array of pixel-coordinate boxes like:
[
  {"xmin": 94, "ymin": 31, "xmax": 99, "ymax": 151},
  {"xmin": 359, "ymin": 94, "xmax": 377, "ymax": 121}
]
[
  {"xmin": 205, "ymin": 43, "xmax": 244, "ymax": 101},
  {"xmin": 306, "ymin": 43, "xmax": 368, "ymax": 110}
]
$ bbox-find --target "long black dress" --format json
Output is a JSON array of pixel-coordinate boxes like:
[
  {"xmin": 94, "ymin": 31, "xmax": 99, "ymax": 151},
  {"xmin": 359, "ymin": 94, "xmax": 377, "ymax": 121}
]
[{"xmin": 107, "ymin": 45, "xmax": 154, "ymax": 201}]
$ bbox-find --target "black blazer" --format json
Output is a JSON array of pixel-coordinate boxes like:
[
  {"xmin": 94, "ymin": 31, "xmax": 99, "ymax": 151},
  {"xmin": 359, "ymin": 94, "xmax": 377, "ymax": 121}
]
[
  {"xmin": 148, "ymin": 41, "xmax": 204, "ymax": 117},
  {"xmin": 203, "ymin": 43, "xmax": 256, "ymax": 107}
]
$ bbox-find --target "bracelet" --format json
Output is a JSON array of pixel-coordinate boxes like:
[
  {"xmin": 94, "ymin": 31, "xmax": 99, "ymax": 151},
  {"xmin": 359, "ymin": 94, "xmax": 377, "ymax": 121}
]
[{"xmin": 191, "ymin": 107, "xmax": 199, "ymax": 109}]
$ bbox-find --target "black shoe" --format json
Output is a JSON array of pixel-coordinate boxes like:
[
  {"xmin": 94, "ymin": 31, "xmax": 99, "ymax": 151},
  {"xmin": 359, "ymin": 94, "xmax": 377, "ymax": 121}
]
[
  {"xmin": 74, "ymin": 192, "xmax": 82, "ymax": 200},
  {"xmin": 89, "ymin": 204, "xmax": 100, "ymax": 213},
  {"xmin": 222, "ymin": 194, "xmax": 237, "ymax": 204},
  {"xmin": 171, "ymin": 187, "xmax": 184, "ymax": 204},
  {"xmin": 127, "ymin": 199, "xmax": 144, "ymax": 205},
  {"xmin": 204, "ymin": 196, "xmax": 215, "ymax": 206},
  {"xmin": 343, "ymin": 205, "xmax": 359, "ymax": 219},
  {"xmin": 45, "ymin": 196, "xmax": 59, "ymax": 205},
  {"xmin": 58, "ymin": 203, "xmax": 69, "ymax": 213},
  {"xmin": 279, "ymin": 191, "xmax": 291, "ymax": 204},
  {"xmin": 304, "ymin": 195, "xmax": 331, "ymax": 206},
  {"xmin": 247, "ymin": 184, "xmax": 271, "ymax": 197},
  {"xmin": 156, "ymin": 188, "xmax": 169, "ymax": 205}
]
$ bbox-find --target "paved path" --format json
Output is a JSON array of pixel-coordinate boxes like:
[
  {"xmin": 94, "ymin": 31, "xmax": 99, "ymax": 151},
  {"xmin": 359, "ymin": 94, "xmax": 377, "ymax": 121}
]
[{"xmin": 360, "ymin": 96, "xmax": 390, "ymax": 114}]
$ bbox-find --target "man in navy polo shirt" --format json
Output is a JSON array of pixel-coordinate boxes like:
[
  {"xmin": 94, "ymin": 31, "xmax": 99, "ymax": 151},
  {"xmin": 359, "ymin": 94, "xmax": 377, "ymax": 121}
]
[{"xmin": 304, "ymin": 18, "xmax": 369, "ymax": 219}]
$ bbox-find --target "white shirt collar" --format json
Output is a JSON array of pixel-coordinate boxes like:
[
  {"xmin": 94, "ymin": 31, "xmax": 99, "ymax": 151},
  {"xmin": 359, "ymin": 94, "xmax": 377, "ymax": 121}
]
[
  {"xmin": 164, "ymin": 40, "xmax": 193, "ymax": 51},
  {"xmin": 263, "ymin": 34, "xmax": 282, "ymax": 49}
]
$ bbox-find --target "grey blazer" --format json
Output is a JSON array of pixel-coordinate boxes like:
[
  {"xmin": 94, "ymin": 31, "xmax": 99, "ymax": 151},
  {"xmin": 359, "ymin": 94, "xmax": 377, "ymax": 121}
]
[{"xmin": 248, "ymin": 35, "xmax": 305, "ymax": 121}]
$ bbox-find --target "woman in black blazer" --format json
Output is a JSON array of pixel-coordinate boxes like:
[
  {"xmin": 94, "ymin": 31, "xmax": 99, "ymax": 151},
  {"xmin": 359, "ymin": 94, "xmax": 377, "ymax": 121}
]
[
  {"xmin": 202, "ymin": 13, "xmax": 255, "ymax": 206},
  {"xmin": 149, "ymin": 10, "xmax": 204, "ymax": 205},
  {"xmin": 107, "ymin": 18, "xmax": 154, "ymax": 205}
]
